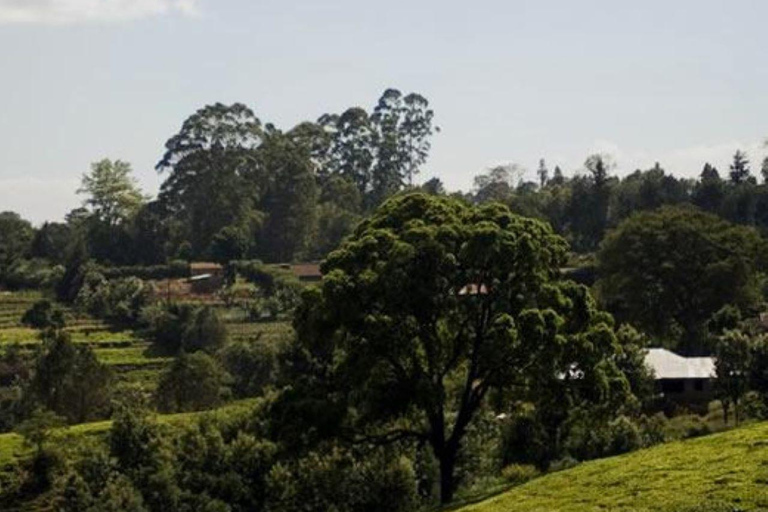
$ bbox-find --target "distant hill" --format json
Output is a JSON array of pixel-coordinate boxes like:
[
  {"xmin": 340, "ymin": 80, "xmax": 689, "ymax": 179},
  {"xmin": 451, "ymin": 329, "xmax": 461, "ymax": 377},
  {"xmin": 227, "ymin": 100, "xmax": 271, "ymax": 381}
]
[{"xmin": 457, "ymin": 422, "xmax": 768, "ymax": 512}]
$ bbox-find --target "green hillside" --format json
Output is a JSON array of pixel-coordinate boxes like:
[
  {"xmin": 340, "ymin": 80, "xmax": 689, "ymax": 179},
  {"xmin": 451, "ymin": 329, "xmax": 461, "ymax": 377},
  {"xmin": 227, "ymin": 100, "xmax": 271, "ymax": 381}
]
[
  {"xmin": 0, "ymin": 398, "xmax": 260, "ymax": 469},
  {"xmin": 458, "ymin": 422, "xmax": 768, "ymax": 512}
]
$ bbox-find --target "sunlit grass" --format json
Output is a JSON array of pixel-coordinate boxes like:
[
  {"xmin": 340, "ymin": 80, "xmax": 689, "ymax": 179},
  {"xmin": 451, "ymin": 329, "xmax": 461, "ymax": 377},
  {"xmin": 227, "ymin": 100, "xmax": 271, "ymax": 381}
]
[{"xmin": 457, "ymin": 422, "xmax": 768, "ymax": 512}]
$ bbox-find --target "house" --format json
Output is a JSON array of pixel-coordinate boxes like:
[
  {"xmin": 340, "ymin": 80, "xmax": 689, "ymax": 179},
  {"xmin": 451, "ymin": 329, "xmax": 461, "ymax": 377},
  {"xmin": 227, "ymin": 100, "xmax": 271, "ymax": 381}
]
[
  {"xmin": 645, "ymin": 348, "xmax": 715, "ymax": 405},
  {"xmin": 288, "ymin": 263, "xmax": 322, "ymax": 283},
  {"xmin": 188, "ymin": 262, "xmax": 225, "ymax": 294}
]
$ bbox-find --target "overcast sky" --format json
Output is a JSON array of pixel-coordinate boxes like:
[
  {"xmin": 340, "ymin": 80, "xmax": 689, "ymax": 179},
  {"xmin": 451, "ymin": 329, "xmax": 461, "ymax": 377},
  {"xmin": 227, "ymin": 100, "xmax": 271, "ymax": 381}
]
[{"xmin": 1, "ymin": 0, "xmax": 767, "ymax": 224}]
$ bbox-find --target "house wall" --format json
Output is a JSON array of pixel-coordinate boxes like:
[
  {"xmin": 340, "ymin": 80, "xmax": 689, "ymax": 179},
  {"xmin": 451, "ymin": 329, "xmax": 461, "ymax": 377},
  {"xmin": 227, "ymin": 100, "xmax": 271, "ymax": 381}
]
[{"xmin": 657, "ymin": 378, "xmax": 714, "ymax": 405}]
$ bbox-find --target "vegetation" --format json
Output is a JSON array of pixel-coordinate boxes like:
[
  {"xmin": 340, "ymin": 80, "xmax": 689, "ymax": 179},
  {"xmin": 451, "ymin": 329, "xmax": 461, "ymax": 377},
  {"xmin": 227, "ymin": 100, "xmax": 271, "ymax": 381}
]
[
  {"xmin": 284, "ymin": 193, "xmax": 635, "ymax": 503},
  {"xmin": 3, "ymin": 86, "xmax": 768, "ymax": 510},
  {"xmin": 457, "ymin": 421, "xmax": 768, "ymax": 512}
]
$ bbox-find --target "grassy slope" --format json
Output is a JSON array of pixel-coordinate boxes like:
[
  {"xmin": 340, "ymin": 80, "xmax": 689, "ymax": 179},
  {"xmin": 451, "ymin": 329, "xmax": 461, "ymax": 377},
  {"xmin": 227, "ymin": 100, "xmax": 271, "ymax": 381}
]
[
  {"xmin": 459, "ymin": 422, "xmax": 768, "ymax": 512},
  {"xmin": 0, "ymin": 398, "xmax": 259, "ymax": 468}
]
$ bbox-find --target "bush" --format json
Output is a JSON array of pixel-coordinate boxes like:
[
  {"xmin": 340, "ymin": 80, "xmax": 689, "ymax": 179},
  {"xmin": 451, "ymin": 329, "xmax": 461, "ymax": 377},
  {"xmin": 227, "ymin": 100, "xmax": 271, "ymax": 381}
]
[
  {"xmin": 143, "ymin": 304, "xmax": 227, "ymax": 354},
  {"xmin": 265, "ymin": 445, "xmax": 418, "ymax": 512},
  {"xmin": 220, "ymin": 340, "xmax": 281, "ymax": 397},
  {"xmin": 21, "ymin": 299, "xmax": 66, "ymax": 330},
  {"xmin": 500, "ymin": 464, "xmax": 540, "ymax": 486},
  {"xmin": 155, "ymin": 352, "xmax": 231, "ymax": 413},
  {"xmin": 665, "ymin": 414, "xmax": 712, "ymax": 440},
  {"xmin": 76, "ymin": 273, "xmax": 150, "ymax": 325},
  {"xmin": 27, "ymin": 331, "xmax": 113, "ymax": 423},
  {"xmin": 0, "ymin": 259, "xmax": 63, "ymax": 291},
  {"xmin": 548, "ymin": 456, "xmax": 580, "ymax": 473},
  {"xmin": 606, "ymin": 415, "xmax": 643, "ymax": 455},
  {"xmin": 98, "ymin": 261, "xmax": 190, "ymax": 281},
  {"xmin": 637, "ymin": 413, "xmax": 668, "ymax": 447},
  {"xmin": 227, "ymin": 260, "xmax": 303, "ymax": 319}
]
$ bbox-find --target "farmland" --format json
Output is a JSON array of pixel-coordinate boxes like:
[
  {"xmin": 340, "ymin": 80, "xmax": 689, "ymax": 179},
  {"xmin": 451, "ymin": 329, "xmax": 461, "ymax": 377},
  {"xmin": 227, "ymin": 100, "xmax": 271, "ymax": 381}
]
[{"xmin": 0, "ymin": 291, "xmax": 293, "ymax": 396}]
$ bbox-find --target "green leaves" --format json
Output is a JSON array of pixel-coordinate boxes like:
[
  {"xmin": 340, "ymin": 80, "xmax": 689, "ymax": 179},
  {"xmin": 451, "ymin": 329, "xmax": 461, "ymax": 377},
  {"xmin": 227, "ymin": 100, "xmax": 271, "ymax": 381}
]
[
  {"xmin": 597, "ymin": 206, "xmax": 767, "ymax": 351},
  {"xmin": 289, "ymin": 192, "xmax": 629, "ymax": 502}
]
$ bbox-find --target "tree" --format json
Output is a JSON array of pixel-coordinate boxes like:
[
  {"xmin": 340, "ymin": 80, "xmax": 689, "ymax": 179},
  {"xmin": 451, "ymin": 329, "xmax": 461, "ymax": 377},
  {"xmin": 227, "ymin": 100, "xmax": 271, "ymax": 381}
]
[
  {"xmin": 318, "ymin": 107, "xmax": 377, "ymax": 198},
  {"xmin": 473, "ymin": 164, "xmax": 521, "ymax": 203},
  {"xmin": 762, "ymin": 157, "xmax": 768, "ymax": 185},
  {"xmin": 15, "ymin": 408, "xmax": 65, "ymax": 453},
  {"xmin": 21, "ymin": 300, "xmax": 66, "ymax": 330},
  {"xmin": 78, "ymin": 159, "xmax": 146, "ymax": 227},
  {"xmin": 28, "ymin": 331, "xmax": 113, "ymax": 423},
  {"xmin": 749, "ymin": 334, "xmax": 768, "ymax": 409},
  {"xmin": 30, "ymin": 222, "xmax": 71, "ymax": 264},
  {"xmin": 729, "ymin": 150, "xmax": 751, "ymax": 184},
  {"xmin": 371, "ymin": 89, "xmax": 437, "ymax": 193},
  {"xmin": 692, "ymin": 163, "xmax": 725, "ymax": 213},
  {"xmin": 257, "ymin": 131, "xmax": 319, "ymax": 262},
  {"xmin": 156, "ymin": 103, "xmax": 263, "ymax": 256},
  {"xmin": 551, "ymin": 166, "xmax": 565, "ymax": 186},
  {"xmin": 156, "ymin": 352, "xmax": 230, "ymax": 413},
  {"xmin": 597, "ymin": 206, "xmax": 767, "ymax": 352},
  {"xmin": 209, "ymin": 225, "xmax": 250, "ymax": 263},
  {"xmin": 714, "ymin": 330, "xmax": 752, "ymax": 425},
  {"xmin": 286, "ymin": 193, "xmax": 631, "ymax": 503},
  {"xmin": 0, "ymin": 211, "xmax": 34, "ymax": 269},
  {"xmin": 537, "ymin": 158, "xmax": 549, "ymax": 188}
]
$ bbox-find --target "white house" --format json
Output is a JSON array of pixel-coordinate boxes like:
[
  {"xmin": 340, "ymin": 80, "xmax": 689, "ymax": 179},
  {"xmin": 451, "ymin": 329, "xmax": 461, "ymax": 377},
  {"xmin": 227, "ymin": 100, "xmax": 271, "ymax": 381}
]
[{"xmin": 645, "ymin": 348, "xmax": 716, "ymax": 403}]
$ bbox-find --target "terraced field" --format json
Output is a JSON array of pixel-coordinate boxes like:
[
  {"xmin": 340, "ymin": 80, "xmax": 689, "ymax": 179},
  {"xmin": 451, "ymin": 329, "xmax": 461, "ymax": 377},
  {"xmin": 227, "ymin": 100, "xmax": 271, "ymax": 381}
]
[
  {"xmin": 0, "ymin": 292, "xmax": 294, "ymax": 395},
  {"xmin": 0, "ymin": 292, "xmax": 171, "ymax": 393}
]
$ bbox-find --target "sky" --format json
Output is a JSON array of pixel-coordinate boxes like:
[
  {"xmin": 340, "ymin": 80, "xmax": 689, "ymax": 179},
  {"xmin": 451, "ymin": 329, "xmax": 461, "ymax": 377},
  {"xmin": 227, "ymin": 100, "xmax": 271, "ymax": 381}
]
[{"xmin": 1, "ymin": 0, "xmax": 767, "ymax": 224}]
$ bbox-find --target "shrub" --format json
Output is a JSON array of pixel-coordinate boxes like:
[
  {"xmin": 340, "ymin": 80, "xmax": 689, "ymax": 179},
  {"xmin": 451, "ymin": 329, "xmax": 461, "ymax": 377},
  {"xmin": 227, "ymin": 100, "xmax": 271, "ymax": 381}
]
[
  {"xmin": 500, "ymin": 464, "xmax": 540, "ymax": 486},
  {"xmin": 637, "ymin": 413, "xmax": 668, "ymax": 447},
  {"xmin": 220, "ymin": 340, "xmax": 280, "ymax": 397},
  {"xmin": 155, "ymin": 352, "xmax": 231, "ymax": 413},
  {"xmin": 21, "ymin": 299, "xmax": 66, "ymax": 330},
  {"xmin": 143, "ymin": 304, "xmax": 226, "ymax": 354},
  {"xmin": 27, "ymin": 331, "xmax": 113, "ymax": 423},
  {"xmin": 665, "ymin": 414, "xmax": 712, "ymax": 440},
  {"xmin": 226, "ymin": 261, "xmax": 302, "ymax": 320},
  {"xmin": 76, "ymin": 273, "xmax": 150, "ymax": 325},
  {"xmin": 265, "ymin": 445, "xmax": 418, "ymax": 512},
  {"xmin": 548, "ymin": 456, "xmax": 580, "ymax": 472},
  {"xmin": 0, "ymin": 259, "xmax": 63, "ymax": 291},
  {"xmin": 98, "ymin": 261, "xmax": 190, "ymax": 280},
  {"xmin": 606, "ymin": 415, "xmax": 643, "ymax": 455}
]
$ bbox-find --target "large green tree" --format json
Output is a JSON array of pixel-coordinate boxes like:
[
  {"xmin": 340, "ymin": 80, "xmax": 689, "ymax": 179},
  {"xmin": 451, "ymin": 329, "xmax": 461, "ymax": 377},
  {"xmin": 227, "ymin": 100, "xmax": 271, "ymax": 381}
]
[
  {"xmin": 0, "ymin": 211, "xmax": 34, "ymax": 269},
  {"xmin": 156, "ymin": 103, "xmax": 263, "ymax": 256},
  {"xmin": 28, "ymin": 331, "xmax": 113, "ymax": 423},
  {"xmin": 597, "ymin": 206, "xmax": 767, "ymax": 352},
  {"xmin": 286, "ymin": 193, "xmax": 631, "ymax": 503},
  {"xmin": 78, "ymin": 159, "xmax": 146, "ymax": 227}
]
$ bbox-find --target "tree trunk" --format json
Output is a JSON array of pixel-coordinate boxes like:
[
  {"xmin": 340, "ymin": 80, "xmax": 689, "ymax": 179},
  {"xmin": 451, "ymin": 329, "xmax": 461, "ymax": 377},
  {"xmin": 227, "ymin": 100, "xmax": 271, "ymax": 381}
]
[{"xmin": 439, "ymin": 447, "xmax": 458, "ymax": 504}]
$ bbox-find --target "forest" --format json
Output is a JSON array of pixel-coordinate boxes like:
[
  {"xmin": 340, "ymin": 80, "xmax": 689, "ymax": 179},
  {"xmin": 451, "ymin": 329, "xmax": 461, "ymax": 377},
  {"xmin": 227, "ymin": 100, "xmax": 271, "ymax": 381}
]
[{"xmin": 2, "ymin": 89, "xmax": 768, "ymax": 511}]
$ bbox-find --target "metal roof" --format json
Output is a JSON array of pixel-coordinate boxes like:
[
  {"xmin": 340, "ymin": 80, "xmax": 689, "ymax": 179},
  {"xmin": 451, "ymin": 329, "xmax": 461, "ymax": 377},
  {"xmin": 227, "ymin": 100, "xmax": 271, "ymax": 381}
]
[{"xmin": 645, "ymin": 348, "xmax": 715, "ymax": 380}]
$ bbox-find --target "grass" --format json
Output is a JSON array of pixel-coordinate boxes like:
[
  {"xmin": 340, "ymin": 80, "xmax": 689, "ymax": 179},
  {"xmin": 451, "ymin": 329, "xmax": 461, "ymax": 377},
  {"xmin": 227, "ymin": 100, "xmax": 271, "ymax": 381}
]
[
  {"xmin": 93, "ymin": 345, "xmax": 173, "ymax": 366},
  {"xmin": 457, "ymin": 422, "xmax": 768, "ymax": 512},
  {"xmin": 0, "ymin": 398, "xmax": 260, "ymax": 468}
]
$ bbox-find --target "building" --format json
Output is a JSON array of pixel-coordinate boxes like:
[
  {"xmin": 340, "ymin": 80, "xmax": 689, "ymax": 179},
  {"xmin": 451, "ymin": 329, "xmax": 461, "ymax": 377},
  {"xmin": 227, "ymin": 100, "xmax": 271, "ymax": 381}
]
[
  {"xmin": 645, "ymin": 348, "xmax": 715, "ymax": 405},
  {"xmin": 188, "ymin": 262, "xmax": 225, "ymax": 294},
  {"xmin": 287, "ymin": 263, "xmax": 322, "ymax": 283}
]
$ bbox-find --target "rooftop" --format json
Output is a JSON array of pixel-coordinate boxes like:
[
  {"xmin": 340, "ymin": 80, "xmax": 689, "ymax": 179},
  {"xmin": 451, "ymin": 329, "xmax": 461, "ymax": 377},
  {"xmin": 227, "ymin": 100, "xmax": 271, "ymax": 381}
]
[{"xmin": 645, "ymin": 348, "xmax": 715, "ymax": 380}]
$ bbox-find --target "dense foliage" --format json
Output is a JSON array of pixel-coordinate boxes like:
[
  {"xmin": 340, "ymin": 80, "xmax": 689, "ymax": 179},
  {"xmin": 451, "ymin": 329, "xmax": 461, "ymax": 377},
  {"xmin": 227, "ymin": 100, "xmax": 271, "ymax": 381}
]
[{"xmin": 282, "ymin": 193, "xmax": 634, "ymax": 502}]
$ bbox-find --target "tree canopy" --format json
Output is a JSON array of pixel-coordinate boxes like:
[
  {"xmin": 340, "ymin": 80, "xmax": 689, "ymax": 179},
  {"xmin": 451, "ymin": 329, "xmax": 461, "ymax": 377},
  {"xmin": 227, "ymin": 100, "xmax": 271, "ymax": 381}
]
[
  {"xmin": 285, "ymin": 193, "xmax": 632, "ymax": 503},
  {"xmin": 597, "ymin": 206, "xmax": 768, "ymax": 352}
]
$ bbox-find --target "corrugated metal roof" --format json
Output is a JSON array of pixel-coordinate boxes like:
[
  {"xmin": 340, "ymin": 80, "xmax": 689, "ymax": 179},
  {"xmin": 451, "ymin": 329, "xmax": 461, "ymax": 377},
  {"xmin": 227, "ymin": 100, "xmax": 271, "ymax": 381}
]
[{"xmin": 645, "ymin": 348, "xmax": 715, "ymax": 380}]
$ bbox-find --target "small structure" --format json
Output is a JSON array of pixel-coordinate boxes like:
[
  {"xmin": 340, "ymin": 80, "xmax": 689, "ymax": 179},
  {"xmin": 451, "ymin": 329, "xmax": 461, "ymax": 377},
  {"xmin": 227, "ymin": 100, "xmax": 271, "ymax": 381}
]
[
  {"xmin": 645, "ymin": 348, "xmax": 715, "ymax": 405},
  {"xmin": 289, "ymin": 263, "xmax": 322, "ymax": 283},
  {"xmin": 188, "ymin": 262, "xmax": 225, "ymax": 294}
]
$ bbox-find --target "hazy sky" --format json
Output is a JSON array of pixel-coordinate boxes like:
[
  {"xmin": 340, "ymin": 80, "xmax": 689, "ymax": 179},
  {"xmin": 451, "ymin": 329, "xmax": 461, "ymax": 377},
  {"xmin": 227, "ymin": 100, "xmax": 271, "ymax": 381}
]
[{"xmin": 1, "ymin": 0, "xmax": 767, "ymax": 224}]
